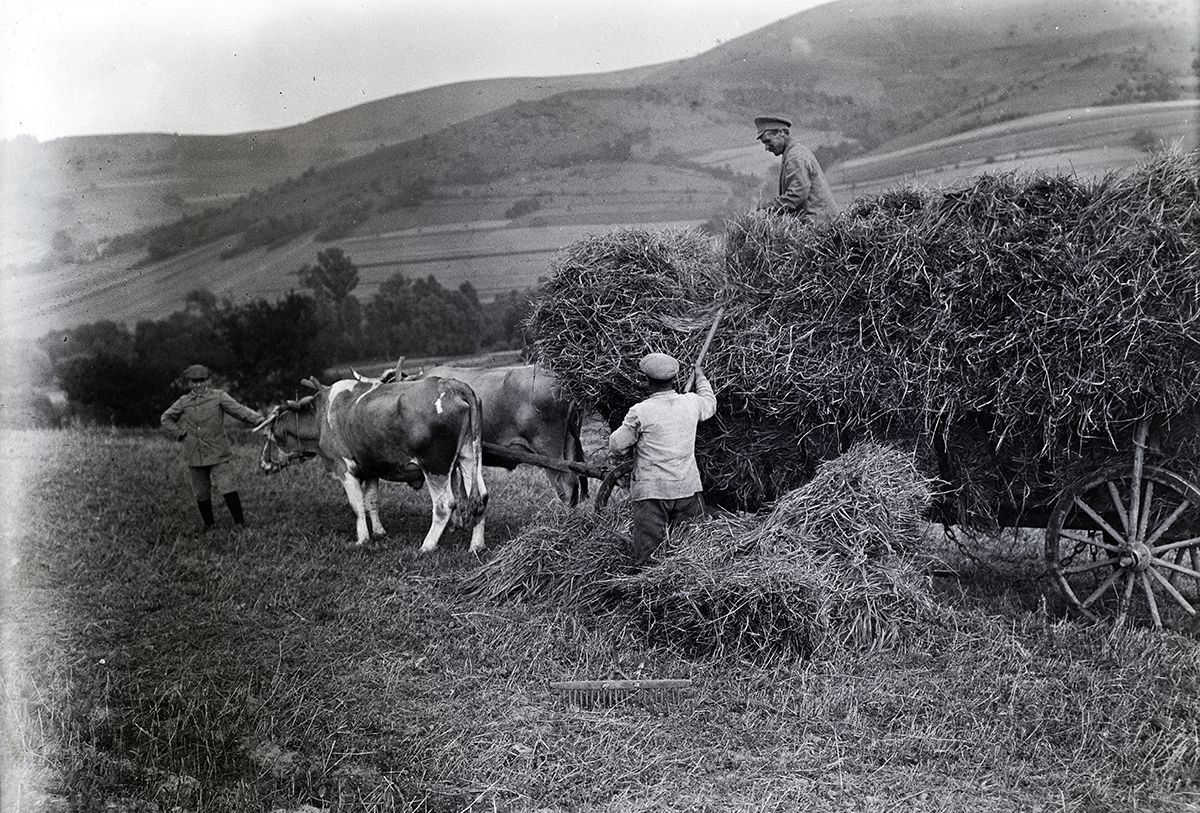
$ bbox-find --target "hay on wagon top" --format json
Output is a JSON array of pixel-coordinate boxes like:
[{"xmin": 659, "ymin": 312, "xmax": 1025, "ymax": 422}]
[{"xmin": 525, "ymin": 149, "xmax": 1200, "ymax": 521}]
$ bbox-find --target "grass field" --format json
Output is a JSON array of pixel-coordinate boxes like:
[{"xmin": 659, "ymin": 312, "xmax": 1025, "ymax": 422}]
[{"xmin": 3, "ymin": 427, "xmax": 1198, "ymax": 812}]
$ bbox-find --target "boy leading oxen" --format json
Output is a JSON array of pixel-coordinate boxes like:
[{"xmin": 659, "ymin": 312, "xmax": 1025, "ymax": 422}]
[{"xmin": 255, "ymin": 374, "xmax": 488, "ymax": 553}]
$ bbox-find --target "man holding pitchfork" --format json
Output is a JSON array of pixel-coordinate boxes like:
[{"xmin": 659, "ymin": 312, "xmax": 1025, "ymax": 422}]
[{"xmin": 609, "ymin": 350, "xmax": 718, "ymax": 567}]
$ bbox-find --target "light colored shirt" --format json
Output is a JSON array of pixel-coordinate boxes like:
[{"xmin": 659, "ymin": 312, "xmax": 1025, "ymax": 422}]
[
  {"xmin": 608, "ymin": 372, "xmax": 717, "ymax": 501},
  {"xmin": 774, "ymin": 140, "xmax": 838, "ymax": 220}
]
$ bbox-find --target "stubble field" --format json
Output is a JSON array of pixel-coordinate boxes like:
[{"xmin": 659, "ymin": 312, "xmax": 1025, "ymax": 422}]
[{"xmin": 2, "ymin": 427, "xmax": 1198, "ymax": 812}]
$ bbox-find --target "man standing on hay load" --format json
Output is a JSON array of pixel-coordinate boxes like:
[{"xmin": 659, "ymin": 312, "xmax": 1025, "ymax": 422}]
[
  {"xmin": 161, "ymin": 363, "xmax": 265, "ymax": 531},
  {"xmin": 609, "ymin": 352, "xmax": 717, "ymax": 566},
  {"xmin": 755, "ymin": 115, "xmax": 838, "ymax": 221}
]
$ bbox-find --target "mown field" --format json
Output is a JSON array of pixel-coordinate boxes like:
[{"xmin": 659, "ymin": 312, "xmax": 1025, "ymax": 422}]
[{"xmin": 2, "ymin": 427, "xmax": 1199, "ymax": 812}]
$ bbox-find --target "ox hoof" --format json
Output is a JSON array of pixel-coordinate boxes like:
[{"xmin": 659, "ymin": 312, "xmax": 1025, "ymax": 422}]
[{"xmin": 418, "ymin": 544, "xmax": 438, "ymax": 555}]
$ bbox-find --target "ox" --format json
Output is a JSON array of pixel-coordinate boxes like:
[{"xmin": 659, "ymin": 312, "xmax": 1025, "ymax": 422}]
[
  {"xmin": 255, "ymin": 375, "xmax": 488, "ymax": 552},
  {"xmin": 420, "ymin": 364, "xmax": 588, "ymax": 506}
]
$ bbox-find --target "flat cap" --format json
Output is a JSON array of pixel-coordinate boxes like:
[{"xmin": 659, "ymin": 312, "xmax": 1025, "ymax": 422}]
[
  {"xmin": 754, "ymin": 115, "xmax": 792, "ymax": 134},
  {"xmin": 182, "ymin": 363, "xmax": 211, "ymax": 380},
  {"xmin": 639, "ymin": 352, "xmax": 680, "ymax": 381}
]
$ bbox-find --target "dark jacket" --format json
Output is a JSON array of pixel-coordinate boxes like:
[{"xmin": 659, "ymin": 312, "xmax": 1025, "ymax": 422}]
[
  {"xmin": 773, "ymin": 140, "xmax": 838, "ymax": 220},
  {"xmin": 160, "ymin": 388, "xmax": 264, "ymax": 467}
]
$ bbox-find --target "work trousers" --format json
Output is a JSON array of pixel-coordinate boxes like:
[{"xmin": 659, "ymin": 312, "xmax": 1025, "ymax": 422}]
[
  {"xmin": 187, "ymin": 462, "xmax": 235, "ymax": 500},
  {"xmin": 629, "ymin": 493, "xmax": 705, "ymax": 566}
]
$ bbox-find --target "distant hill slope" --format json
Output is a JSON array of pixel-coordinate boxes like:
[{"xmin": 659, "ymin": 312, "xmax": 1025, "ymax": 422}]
[
  {"xmin": 663, "ymin": 0, "xmax": 1197, "ymax": 146},
  {"xmin": 2, "ymin": 0, "xmax": 1197, "ymax": 337},
  {"xmin": 8, "ymin": 102, "xmax": 1195, "ymax": 341}
]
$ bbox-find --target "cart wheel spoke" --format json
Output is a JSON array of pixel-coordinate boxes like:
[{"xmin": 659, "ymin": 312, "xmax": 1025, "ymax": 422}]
[
  {"xmin": 1151, "ymin": 534, "xmax": 1200, "ymax": 556},
  {"xmin": 1152, "ymin": 556, "xmax": 1200, "ymax": 582},
  {"xmin": 1148, "ymin": 567, "xmax": 1196, "ymax": 616},
  {"xmin": 1107, "ymin": 481, "xmax": 1130, "ymax": 536},
  {"xmin": 1062, "ymin": 558, "xmax": 1121, "ymax": 577},
  {"xmin": 1134, "ymin": 480, "xmax": 1154, "ymax": 545},
  {"xmin": 1059, "ymin": 530, "xmax": 1123, "ymax": 555},
  {"xmin": 1072, "ymin": 496, "xmax": 1127, "ymax": 546},
  {"xmin": 1114, "ymin": 571, "xmax": 1137, "ymax": 627},
  {"xmin": 1140, "ymin": 571, "xmax": 1163, "ymax": 630},
  {"xmin": 1080, "ymin": 569, "xmax": 1124, "ymax": 610},
  {"xmin": 1128, "ymin": 421, "xmax": 1148, "ymax": 535},
  {"xmin": 1144, "ymin": 501, "xmax": 1192, "ymax": 549}
]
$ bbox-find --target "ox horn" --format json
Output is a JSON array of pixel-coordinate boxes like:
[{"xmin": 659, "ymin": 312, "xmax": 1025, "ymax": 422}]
[{"xmin": 301, "ymin": 376, "xmax": 322, "ymax": 391}]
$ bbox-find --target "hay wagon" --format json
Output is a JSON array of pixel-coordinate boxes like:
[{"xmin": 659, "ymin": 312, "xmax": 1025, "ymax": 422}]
[
  {"xmin": 929, "ymin": 416, "xmax": 1200, "ymax": 630},
  {"xmin": 522, "ymin": 149, "xmax": 1200, "ymax": 632}
]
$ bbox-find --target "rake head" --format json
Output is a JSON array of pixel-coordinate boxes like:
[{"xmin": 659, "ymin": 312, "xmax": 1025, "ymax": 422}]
[{"xmin": 548, "ymin": 678, "xmax": 692, "ymax": 710}]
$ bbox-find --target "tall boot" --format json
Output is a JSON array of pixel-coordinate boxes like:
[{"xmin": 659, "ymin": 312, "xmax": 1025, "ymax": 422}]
[
  {"xmin": 197, "ymin": 499, "xmax": 215, "ymax": 529},
  {"xmin": 223, "ymin": 491, "xmax": 245, "ymax": 526}
]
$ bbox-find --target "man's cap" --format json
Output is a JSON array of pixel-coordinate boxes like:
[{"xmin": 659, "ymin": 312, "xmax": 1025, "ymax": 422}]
[
  {"xmin": 183, "ymin": 363, "xmax": 211, "ymax": 380},
  {"xmin": 639, "ymin": 352, "xmax": 680, "ymax": 381},
  {"xmin": 754, "ymin": 115, "xmax": 792, "ymax": 134}
]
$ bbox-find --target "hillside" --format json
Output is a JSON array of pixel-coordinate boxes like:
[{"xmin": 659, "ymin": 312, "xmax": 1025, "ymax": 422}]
[
  {"xmin": 2, "ymin": 0, "xmax": 1197, "ymax": 339},
  {"xmin": 9, "ymin": 100, "xmax": 1195, "ymax": 341}
]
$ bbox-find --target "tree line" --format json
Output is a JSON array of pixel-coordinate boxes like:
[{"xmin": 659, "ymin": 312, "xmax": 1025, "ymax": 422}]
[{"xmin": 42, "ymin": 248, "xmax": 533, "ymax": 426}]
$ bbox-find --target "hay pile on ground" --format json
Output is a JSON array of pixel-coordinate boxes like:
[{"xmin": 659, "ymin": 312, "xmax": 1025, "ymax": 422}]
[
  {"xmin": 615, "ymin": 442, "xmax": 938, "ymax": 661},
  {"xmin": 468, "ymin": 443, "xmax": 937, "ymax": 662},
  {"xmin": 743, "ymin": 441, "xmax": 934, "ymax": 558},
  {"xmin": 527, "ymin": 149, "xmax": 1200, "ymax": 517},
  {"xmin": 460, "ymin": 509, "xmax": 633, "ymax": 612}
]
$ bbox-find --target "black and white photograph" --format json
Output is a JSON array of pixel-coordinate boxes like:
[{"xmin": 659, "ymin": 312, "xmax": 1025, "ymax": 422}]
[{"xmin": 2, "ymin": 0, "xmax": 1198, "ymax": 809}]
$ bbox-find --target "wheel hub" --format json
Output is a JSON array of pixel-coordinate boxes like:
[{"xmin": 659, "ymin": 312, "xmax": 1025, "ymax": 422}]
[{"xmin": 1118, "ymin": 541, "xmax": 1153, "ymax": 572}]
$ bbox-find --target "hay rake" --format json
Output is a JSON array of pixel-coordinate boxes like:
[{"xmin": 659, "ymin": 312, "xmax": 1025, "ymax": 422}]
[{"xmin": 548, "ymin": 678, "xmax": 692, "ymax": 710}]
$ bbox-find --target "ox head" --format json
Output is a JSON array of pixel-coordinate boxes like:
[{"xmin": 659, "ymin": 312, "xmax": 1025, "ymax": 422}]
[{"xmin": 254, "ymin": 379, "xmax": 324, "ymax": 473}]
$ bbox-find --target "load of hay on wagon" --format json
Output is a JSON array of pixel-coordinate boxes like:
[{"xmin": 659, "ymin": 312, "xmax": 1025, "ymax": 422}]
[{"xmin": 526, "ymin": 149, "xmax": 1200, "ymax": 524}]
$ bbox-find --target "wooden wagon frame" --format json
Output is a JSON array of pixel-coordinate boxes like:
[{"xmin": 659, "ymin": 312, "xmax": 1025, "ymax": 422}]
[{"xmin": 924, "ymin": 417, "xmax": 1200, "ymax": 630}]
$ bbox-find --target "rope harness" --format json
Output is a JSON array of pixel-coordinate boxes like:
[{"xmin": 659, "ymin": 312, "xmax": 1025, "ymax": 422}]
[{"xmin": 259, "ymin": 406, "xmax": 318, "ymax": 473}]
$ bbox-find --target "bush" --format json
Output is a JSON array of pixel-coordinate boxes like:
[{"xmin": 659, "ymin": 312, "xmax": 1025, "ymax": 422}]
[{"xmin": 504, "ymin": 196, "xmax": 544, "ymax": 219}]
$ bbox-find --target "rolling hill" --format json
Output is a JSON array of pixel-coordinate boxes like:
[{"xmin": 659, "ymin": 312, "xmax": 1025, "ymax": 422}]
[{"xmin": 2, "ymin": 0, "xmax": 1197, "ymax": 340}]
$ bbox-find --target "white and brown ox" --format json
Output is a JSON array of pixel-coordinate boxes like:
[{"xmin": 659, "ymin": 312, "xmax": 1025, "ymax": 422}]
[
  {"xmin": 255, "ymin": 375, "xmax": 488, "ymax": 552},
  {"xmin": 419, "ymin": 365, "xmax": 588, "ymax": 506}
]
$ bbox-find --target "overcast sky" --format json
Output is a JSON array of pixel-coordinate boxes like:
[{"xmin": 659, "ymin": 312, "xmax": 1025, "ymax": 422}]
[{"xmin": 0, "ymin": 0, "xmax": 831, "ymax": 141}]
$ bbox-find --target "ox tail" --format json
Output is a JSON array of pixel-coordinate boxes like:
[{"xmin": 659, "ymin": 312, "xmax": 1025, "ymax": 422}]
[
  {"xmin": 449, "ymin": 381, "xmax": 488, "ymax": 529},
  {"xmin": 567, "ymin": 401, "xmax": 589, "ymax": 501}
]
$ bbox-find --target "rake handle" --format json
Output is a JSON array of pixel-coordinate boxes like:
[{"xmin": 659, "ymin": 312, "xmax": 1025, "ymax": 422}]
[{"xmin": 684, "ymin": 307, "xmax": 725, "ymax": 392}]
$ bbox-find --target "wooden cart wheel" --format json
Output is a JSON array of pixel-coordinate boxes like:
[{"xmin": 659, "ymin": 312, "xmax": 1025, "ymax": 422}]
[
  {"xmin": 595, "ymin": 459, "xmax": 634, "ymax": 513},
  {"xmin": 1045, "ymin": 427, "xmax": 1200, "ymax": 629}
]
